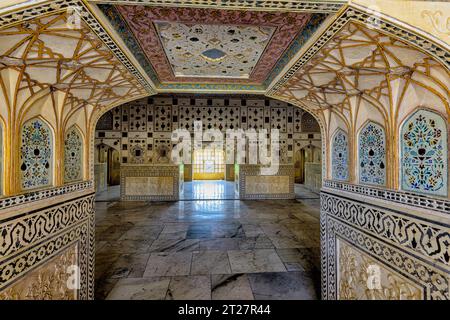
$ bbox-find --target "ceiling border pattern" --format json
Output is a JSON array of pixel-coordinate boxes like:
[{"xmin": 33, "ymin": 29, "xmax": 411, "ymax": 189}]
[
  {"xmin": 98, "ymin": 4, "xmax": 327, "ymax": 92},
  {"xmin": 263, "ymin": 12, "xmax": 328, "ymax": 87},
  {"xmin": 87, "ymin": 0, "xmax": 345, "ymax": 13},
  {"xmin": 0, "ymin": 0, "xmax": 157, "ymax": 95},
  {"xmin": 266, "ymin": 6, "xmax": 450, "ymax": 96},
  {"xmin": 97, "ymin": 3, "xmax": 269, "ymax": 92}
]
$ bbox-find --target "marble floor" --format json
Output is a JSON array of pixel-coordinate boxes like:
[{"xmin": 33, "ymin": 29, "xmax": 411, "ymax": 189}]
[
  {"xmin": 294, "ymin": 184, "xmax": 319, "ymax": 199},
  {"xmin": 95, "ymin": 197, "xmax": 321, "ymax": 300},
  {"xmin": 181, "ymin": 180, "xmax": 236, "ymax": 200},
  {"xmin": 96, "ymin": 185, "xmax": 120, "ymax": 202}
]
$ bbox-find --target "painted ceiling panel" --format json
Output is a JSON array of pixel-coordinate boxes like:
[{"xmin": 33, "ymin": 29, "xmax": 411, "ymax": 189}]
[
  {"xmin": 0, "ymin": 12, "xmax": 147, "ymax": 109},
  {"xmin": 154, "ymin": 21, "xmax": 275, "ymax": 79},
  {"xmin": 98, "ymin": 4, "xmax": 327, "ymax": 90}
]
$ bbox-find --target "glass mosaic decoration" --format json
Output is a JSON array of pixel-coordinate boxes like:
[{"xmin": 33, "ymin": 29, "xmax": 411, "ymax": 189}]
[
  {"xmin": 401, "ymin": 109, "xmax": 447, "ymax": 196},
  {"xmin": 359, "ymin": 122, "xmax": 386, "ymax": 186},
  {"xmin": 64, "ymin": 126, "xmax": 83, "ymax": 183},
  {"xmin": 332, "ymin": 129, "xmax": 349, "ymax": 181},
  {"xmin": 20, "ymin": 119, "xmax": 52, "ymax": 190}
]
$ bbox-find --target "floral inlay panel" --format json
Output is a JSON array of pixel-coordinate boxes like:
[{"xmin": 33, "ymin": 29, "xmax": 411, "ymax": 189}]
[
  {"xmin": 20, "ymin": 119, "xmax": 52, "ymax": 190},
  {"xmin": 401, "ymin": 109, "xmax": 447, "ymax": 196},
  {"xmin": 332, "ymin": 129, "xmax": 349, "ymax": 181},
  {"xmin": 358, "ymin": 122, "xmax": 386, "ymax": 186},
  {"xmin": 64, "ymin": 127, "xmax": 83, "ymax": 183}
]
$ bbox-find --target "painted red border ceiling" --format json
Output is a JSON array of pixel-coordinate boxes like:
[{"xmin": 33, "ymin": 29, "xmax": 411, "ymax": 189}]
[{"xmin": 117, "ymin": 6, "xmax": 312, "ymax": 84}]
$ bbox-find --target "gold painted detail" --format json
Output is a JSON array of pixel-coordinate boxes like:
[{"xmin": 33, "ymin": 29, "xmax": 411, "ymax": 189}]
[
  {"xmin": 338, "ymin": 241, "xmax": 423, "ymax": 300},
  {"xmin": 0, "ymin": 245, "xmax": 78, "ymax": 300}
]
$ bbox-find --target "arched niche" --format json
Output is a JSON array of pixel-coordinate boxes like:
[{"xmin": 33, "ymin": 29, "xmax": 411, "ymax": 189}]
[
  {"xmin": 20, "ymin": 117, "xmax": 54, "ymax": 191},
  {"xmin": 400, "ymin": 108, "xmax": 448, "ymax": 197},
  {"xmin": 64, "ymin": 125, "xmax": 84, "ymax": 183},
  {"xmin": 358, "ymin": 121, "xmax": 386, "ymax": 186},
  {"xmin": 331, "ymin": 128, "xmax": 349, "ymax": 181}
]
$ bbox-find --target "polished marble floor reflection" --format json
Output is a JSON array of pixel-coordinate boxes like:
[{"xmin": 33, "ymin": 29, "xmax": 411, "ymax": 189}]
[
  {"xmin": 294, "ymin": 184, "xmax": 319, "ymax": 199},
  {"xmin": 95, "ymin": 181, "xmax": 316, "ymax": 202},
  {"xmin": 95, "ymin": 198, "xmax": 321, "ymax": 300},
  {"xmin": 96, "ymin": 185, "xmax": 120, "ymax": 202},
  {"xmin": 181, "ymin": 180, "xmax": 236, "ymax": 200}
]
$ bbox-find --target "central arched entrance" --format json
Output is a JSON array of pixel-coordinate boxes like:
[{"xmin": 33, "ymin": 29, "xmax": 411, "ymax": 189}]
[{"xmin": 93, "ymin": 94, "xmax": 323, "ymax": 300}]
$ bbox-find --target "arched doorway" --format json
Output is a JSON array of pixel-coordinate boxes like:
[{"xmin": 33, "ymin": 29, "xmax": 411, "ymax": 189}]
[
  {"xmin": 93, "ymin": 95, "xmax": 323, "ymax": 300},
  {"xmin": 95, "ymin": 143, "xmax": 121, "ymax": 201}
]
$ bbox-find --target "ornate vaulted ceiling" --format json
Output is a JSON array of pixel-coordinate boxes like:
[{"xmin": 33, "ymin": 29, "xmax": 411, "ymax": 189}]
[
  {"xmin": 274, "ymin": 20, "xmax": 450, "ymax": 137},
  {"xmin": 0, "ymin": 0, "xmax": 447, "ymax": 129},
  {"xmin": 97, "ymin": 4, "xmax": 329, "ymax": 91},
  {"xmin": 0, "ymin": 11, "xmax": 147, "ymax": 109}
]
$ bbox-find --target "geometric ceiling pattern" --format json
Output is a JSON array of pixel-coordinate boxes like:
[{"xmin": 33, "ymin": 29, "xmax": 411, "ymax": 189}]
[
  {"xmin": 0, "ymin": 0, "xmax": 447, "ymax": 128},
  {"xmin": 0, "ymin": 12, "xmax": 147, "ymax": 109},
  {"xmin": 100, "ymin": 4, "xmax": 327, "ymax": 88},
  {"xmin": 154, "ymin": 21, "xmax": 275, "ymax": 79},
  {"xmin": 275, "ymin": 21, "xmax": 450, "ymax": 129}
]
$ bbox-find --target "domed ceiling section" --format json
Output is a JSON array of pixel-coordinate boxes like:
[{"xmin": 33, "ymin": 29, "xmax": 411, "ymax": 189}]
[{"xmin": 97, "ymin": 4, "xmax": 330, "ymax": 91}]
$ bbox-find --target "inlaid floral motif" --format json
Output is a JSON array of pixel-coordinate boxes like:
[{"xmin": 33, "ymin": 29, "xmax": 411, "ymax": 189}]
[
  {"xmin": 64, "ymin": 127, "xmax": 83, "ymax": 183},
  {"xmin": 358, "ymin": 122, "xmax": 386, "ymax": 186},
  {"xmin": 20, "ymin": 119, "xmax": 52, "ymax": 190},
  {"xmin": 332, "ymin": 129, "xmax": 349, "ymax": 181},
  {"xmin": 401, "ymin": 109, "xmax": 447, "ymax": 196}
]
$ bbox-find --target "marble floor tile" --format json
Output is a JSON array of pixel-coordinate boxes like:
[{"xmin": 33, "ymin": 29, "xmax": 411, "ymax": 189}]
[
  {"xmin": 248, "ymin": 272, "xmax": 318, "ymax": 300},
  {"xmin": 186, "ymin": 224, "xmax": 213, "ymax": 239},
  {"xmin": 275, "ymin": 248, "xmax": 317, "ymax": 272},
  {"xmin": 227, "ymin": 249, "xmax": 286, "ymax": 273},
  {"xmin": 242, "ymin": 224, "xmax": 265, "ymax": 237},
  {"xmin": 144, "ymin": 252, "xmax": 192, "ymax": 277},
  {"xmin": 284, "ymin": 262, "xmax": 305, "ymax": 271},
  {"xmin": 161, "ymin": 223, "xmax": 190, "ymax": 233},
  {"xmin": 119, "ymin": 225, "xmax": 163, "ymax": 241},
  {"xmin": 211, "ymin": 274, "xmax": 254, "ymax": 300},
  {"xmin": 97, "ymin": 239, "xmax": 153, "ymax": 255},
  {"xmin": 149, "ymin": 238, "xmax": 200, "ymax": 252},
  {"xmin": 96, "ymin": 224, "xmax": 133, "ymax": 241},
  {"xmin": 238, "ymin": 235, "xmax": 274, "ymax": 250},
  {"xmin": 191, "ymin": 251, "xmax": 231, "ymax": 275},
  {"xmin": 198, "ymin": 238, "xmax": 239, "ymax": 250},
  {"xmin": 106, "ymin": 277, "xmax": 170, "ymax": 300},
  {"xmin": 265, "ymin": 235, "xmax": 306, "ymax": 249},
  {"xmin": 96, "ymin": 241, "xmax": 108, "ymax": 253},
  {"xmin": 95, "ymin": 278, "xmax": 119, "ymax": 300},
  {"xmin": 157, "ymin": 231, "xmax": 187, "ymax": 240},
  {"xmin": 95, "ymin": 252, "xmax": 121, "ymax": 281},
  {"xmin": 211, "ymin": 223, "xmax": 245, "ymax": 238},
  {"xmin": 94, "ymin": 190, "xmax": 321, "ymax": 300},
  {"xmin": 107, "ymin": 253, "xmax": 150, "ymax": 279},
  {"xmin": 166, "ymin": 276, "xmax": 211, "ymax": 300}
]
